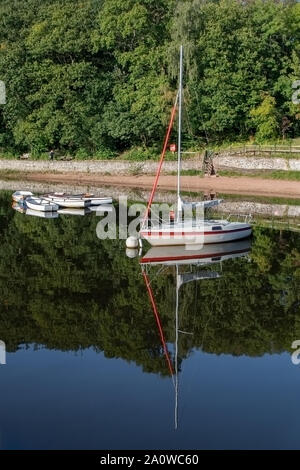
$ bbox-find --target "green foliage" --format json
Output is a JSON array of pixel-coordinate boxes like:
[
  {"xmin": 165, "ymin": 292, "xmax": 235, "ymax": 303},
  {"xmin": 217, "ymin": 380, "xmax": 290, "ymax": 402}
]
[
  {"xmin": 75, "ymin": 148, "xmax": 90, "ymax": 160},
  {"xmin": 0, "ymin": 0, "xmax": 111, "ymax": 155},
  {"xmin": 92, "ymin": 0, "xmax": 174, "ymax": 149},
  {"xmin": 94, "ymin": 146, "xmax": 117, "ymax": 160},
  {"xmin": 0, "ymin": 151, "xmax": 17, "ymax": 159},
  {"xmin": 250, "ymin": 94, "xmax": 279, "ymax": 142},
  {"xmin": 0, "ymin": 0, "xmax": 299, "ymax": 156},
  {"xmin": 123, "ymin": 146, "xmax": 159, "ymax": 161},
  {"xmin": 170, "ymin": 0, "xmax": 300, "ymax": 143}
]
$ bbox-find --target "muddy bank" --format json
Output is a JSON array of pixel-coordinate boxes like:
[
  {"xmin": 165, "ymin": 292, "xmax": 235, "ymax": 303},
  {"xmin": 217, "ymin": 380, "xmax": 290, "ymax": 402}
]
[
  {"xmin": 2, "ymin": 179, "xmax": 300, "ymax": 219},
  {"xmin": 7, "ymin": 171, "xmax": 300, "ymax": 200}
]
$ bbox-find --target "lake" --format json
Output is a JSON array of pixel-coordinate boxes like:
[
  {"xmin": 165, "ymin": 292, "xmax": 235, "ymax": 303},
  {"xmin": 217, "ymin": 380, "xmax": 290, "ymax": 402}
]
[{"xmin": 0, "ymin": 189, "xmax": 300, "ymax": 450}]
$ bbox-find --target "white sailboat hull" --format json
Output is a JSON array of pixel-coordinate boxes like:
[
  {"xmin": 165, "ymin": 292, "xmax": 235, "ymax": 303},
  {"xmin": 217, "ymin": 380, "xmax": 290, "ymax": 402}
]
[{"xmin": 140, "ymin": 220, "xmax": 252, "ymax": 246}]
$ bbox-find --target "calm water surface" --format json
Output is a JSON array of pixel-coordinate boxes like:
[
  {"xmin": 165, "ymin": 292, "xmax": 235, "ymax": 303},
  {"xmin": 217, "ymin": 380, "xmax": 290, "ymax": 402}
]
[{"xmin": 0, "ymin": 190, "xmax": 300, "ymax": 449}]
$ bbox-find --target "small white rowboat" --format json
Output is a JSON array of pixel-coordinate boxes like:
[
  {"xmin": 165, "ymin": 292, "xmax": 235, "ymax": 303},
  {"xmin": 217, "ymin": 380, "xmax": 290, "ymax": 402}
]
[
  {"xmin": 44, "ymin": 196, "xmax": 90, "ymax": 208},
  {"xmin": 45, "ymin": 194, "xmax": 112, "ymax": 207},
  {"xmin": 12, "ymin": 191, "xmax": 33, "ymax": 202},
  {"xmin": 26, "ymin": 197, "xmax": 59, "ymax": 212}
]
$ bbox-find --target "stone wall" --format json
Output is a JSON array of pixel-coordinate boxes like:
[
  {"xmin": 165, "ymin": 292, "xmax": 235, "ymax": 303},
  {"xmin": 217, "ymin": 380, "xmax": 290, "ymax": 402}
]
[
  {"xmin": 0, "ymin": 154, "xmax": 299, "ymax": 174},
  {"xmin": 215, "ymin": 154, "xmax": 300, "ymax": 171},
  {"xmin": 0, "ymin": 159, "xmax": 200, "ymax": 174}
]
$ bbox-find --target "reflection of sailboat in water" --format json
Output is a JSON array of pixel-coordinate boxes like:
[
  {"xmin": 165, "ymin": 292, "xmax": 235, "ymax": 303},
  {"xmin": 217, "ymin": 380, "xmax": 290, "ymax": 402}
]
[{"xmin": 140, "ymin": 239, "xmax": 251, "ymax": 429}]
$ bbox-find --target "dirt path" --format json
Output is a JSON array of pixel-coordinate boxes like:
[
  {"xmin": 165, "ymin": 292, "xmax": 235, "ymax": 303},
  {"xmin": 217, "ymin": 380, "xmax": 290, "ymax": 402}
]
[{"xmin": 18, "ymin": 172, "xmax": 300, "ymax": 199}]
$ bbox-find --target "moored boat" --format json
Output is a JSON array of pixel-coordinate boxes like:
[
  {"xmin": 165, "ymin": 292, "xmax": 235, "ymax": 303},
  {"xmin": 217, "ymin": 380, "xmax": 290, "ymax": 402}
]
[
  {"xmin": 139, "ymin": 46, "xmax": 251, "ymax": 247},
  {"xmin": 26, "ymin": 197, "xmax": 59, "ymax": 212},
  {"xmin": 12, "ymin": 191, "xmax": 33, "ymax": 202},
  {"xmin": 140, "ymin": 219, "xmax": 252, "ymax": 246},
  {"xmin": 45, "ymin": 193, "xmax": 112, "ymax": 207},
  {"xmin": 44, "ymin": 196, "xmax": 90, "ymax": 208}
]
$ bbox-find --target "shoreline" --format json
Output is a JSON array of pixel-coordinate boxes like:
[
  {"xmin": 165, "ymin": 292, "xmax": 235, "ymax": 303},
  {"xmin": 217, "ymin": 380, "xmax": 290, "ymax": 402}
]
[
  {"xmin": 8, "ymin": 171, "xmax": 300, "ymax": 200},
  {"xmin": 2, "ymin": 177, "xmax": 300, "ymax": 222}
]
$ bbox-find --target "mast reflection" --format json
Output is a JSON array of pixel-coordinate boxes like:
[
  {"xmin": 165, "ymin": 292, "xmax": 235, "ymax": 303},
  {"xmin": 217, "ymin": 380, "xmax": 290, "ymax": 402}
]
[{"xmin": 140, "ymin": 239, "xmax": 251, "ymax": 429}]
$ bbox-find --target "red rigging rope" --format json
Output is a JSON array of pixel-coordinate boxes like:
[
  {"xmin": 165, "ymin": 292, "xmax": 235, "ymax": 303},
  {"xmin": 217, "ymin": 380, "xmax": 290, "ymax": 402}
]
[
  {"xmin": 142, "ymin": 93, "xmax": 179, "ymax": 226},
  {"xmin": 142, "ymin": 270, "xmax": 174, "ymax": 377}
]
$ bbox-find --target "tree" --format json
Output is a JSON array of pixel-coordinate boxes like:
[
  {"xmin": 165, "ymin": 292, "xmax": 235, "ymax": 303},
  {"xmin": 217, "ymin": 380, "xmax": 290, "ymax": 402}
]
[
  {"xmin": 92, "ymin": 0, "xmax": 174, "ymax": 149},
  {"xmin": 0, "ymin": 0, "xmax": 300, "ymax": 154},
  {"xmin": 250, "ymin": 93, "xmax": 279, "ymax": 142},
  {"xmin": 170, "ymin": 0, "xmax": 299, "ymax": 143}
]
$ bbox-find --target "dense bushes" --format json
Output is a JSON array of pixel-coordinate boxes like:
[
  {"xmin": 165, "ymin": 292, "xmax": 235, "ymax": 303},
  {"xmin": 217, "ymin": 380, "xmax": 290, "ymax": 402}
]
[{"xmin": 0, "ymin": 0, "xmax": 299, "ymax": 157}]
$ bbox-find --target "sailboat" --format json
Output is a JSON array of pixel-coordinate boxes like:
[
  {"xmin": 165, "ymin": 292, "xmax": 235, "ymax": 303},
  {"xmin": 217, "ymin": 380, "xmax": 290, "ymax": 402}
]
[
  {"xmin": 140, "ymin": 239, "xmax": 251, "ymax": 429},
  {"xmin": 140, "ymin": 46, "xmax": 252, "ymax": 246}
]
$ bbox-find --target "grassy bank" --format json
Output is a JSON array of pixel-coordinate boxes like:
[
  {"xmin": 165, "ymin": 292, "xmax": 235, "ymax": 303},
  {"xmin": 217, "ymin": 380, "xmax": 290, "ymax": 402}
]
[
  {"xmin": 218, "ymin": 170, "xmax": 300, "ymax": 181},
  {"xmin": 168, "ymin": 169, "xmax": 300, "ymax": 181}
]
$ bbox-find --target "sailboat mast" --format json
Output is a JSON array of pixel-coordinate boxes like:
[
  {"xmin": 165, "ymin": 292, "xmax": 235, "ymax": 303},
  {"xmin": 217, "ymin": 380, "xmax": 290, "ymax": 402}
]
[{"xmin": 177, "ymin": 45, "xmax": 183, "ymax": 209}]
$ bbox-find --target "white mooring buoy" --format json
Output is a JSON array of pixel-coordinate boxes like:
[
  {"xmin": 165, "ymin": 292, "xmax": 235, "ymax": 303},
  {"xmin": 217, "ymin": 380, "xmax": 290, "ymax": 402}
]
[
  {"xmin": 126, "ymin": 248, "xmax": 139, "ymax": 259},
  {"xmin": 126, "ymin": 236, "xmax": 139, "ymax": 249}
]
